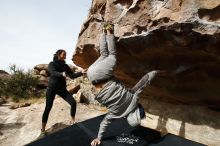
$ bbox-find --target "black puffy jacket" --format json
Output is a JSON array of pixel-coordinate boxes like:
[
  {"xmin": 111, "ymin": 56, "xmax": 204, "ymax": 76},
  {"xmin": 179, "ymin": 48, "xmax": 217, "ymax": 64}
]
[{"xmin": 47, "ymin": 60, "xmax": 82, "ymax": 90}]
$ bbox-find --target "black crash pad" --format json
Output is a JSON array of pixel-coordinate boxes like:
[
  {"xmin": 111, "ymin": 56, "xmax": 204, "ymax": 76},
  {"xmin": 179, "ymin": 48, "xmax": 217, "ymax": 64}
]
[{"xmin": 27, "ymin": 115, "xmax": 205, "ymax": 146}]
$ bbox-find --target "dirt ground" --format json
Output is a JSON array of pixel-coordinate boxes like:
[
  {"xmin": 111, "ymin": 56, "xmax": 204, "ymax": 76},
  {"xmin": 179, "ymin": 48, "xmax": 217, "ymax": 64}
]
[{"xmin": 0, "ymin": 97, "xmax": 105, "ymax": 146}]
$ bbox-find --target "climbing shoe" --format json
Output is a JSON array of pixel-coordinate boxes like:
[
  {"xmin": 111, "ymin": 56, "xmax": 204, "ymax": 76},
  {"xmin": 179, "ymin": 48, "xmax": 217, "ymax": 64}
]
[
  {"xmin": 103, "ymin": 22, "xmax": 114, "ymax": 32},
  {"xmin": 37, "ymin": 131, "xmax": 47, "ymax": 139}
]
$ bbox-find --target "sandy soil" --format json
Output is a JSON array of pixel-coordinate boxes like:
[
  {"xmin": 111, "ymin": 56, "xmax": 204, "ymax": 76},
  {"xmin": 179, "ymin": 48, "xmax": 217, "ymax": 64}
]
[{"xmin": 0, "ymin": 98, "xmax": 105, "ymax": 146}]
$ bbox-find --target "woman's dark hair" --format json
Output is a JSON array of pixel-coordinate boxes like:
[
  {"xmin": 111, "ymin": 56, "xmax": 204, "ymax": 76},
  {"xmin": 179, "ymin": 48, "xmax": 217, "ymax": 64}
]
[{"xmin": 53, "ymin": 49, "xmax": 66, "ymax": 61}]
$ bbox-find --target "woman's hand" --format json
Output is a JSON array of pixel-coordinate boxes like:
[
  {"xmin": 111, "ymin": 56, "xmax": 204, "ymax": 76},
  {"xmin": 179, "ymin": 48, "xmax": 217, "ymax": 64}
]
[
  {"xmin": 62, "ymin": 72, "xmax": 67, "ymax": 78},
  {"xmin": 91, "ymin": 138, "xmax": 101, "ymax": 146}
]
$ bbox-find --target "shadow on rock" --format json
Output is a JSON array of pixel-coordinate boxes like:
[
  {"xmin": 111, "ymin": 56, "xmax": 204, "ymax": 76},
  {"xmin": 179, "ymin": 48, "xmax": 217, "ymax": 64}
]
[
  {"xmin": 0, "ymin": 122, "xmax": 26, "ymax": 131},
  {"xmin": 46, "ymin": 123, "xmax": 70, "ymax": 134}
]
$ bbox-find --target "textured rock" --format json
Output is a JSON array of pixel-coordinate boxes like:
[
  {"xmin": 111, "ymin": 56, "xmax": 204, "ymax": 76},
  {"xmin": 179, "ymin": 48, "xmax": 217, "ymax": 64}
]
[
  {"xmin": 74, "ymin": 91, "xmax": 84, "ymax": 103},
  {"xmin": 32, "ymin": 75, "xmax": 49, "ymax": 88},
  {"xmin": 39, "ymin": 70, "xmax": 48, "ymax": 77},
  {"xmin": 10, "ymin": 102, "xmax": 31, "ymax": 109},
  {"xmin": 73, "ymin": 0, "xmax": 220, "ymax": 108},
  {"xmin": 67, "ymin": 84, "xmax": 80, "ymax": 95},
  {"xmin": 73, "ymin": 0, "xmax": 220, "ymax": 145},
  {"xmin": 32, "ymin": 69, "xmax": 40, "ymax": 75},
  {"xmin": 67, "ymin": 76, "xmax": 99, "ymax": 105},
  {"xmin": 34, "ymin": 64, "xmax": 48, "ymax": 71},
  {"xmin": 141, "ymin": 98, "xmax": 220, "ymax": 146}
]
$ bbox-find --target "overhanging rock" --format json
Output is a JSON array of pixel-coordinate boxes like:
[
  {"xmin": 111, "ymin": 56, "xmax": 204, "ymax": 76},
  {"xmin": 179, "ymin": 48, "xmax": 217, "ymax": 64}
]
[{"xmin": 73, "ymin": 0, "xmax": 220, "ymax": 108}]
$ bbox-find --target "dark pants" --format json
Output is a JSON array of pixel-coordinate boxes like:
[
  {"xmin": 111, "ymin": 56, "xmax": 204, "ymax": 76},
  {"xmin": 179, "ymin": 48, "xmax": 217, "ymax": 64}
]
[{"xmin": 42, "ymin": 88, "xmax": 76, "ymax": 123}]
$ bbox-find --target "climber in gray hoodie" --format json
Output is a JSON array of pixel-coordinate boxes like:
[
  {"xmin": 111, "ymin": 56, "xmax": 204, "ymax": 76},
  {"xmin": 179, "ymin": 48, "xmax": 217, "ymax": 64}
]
[{"xmin": 87, "ymin": 23, "xmax": 160, "ymax": 146}]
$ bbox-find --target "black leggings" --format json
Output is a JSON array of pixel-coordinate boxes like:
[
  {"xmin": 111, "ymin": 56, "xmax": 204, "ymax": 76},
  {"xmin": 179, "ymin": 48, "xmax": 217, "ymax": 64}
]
[{"xmin": 42, "ymin": 88, "xmax": 76, "ymax": 123}]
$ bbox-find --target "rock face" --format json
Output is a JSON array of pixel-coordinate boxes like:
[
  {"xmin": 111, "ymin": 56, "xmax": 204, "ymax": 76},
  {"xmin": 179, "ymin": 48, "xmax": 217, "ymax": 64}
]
[
  {"xmin": 74, "ymin": 0, "xmax": 220, "ymax": 108},
  {"xmin": 73, "ymin": 0, "xmax": 220, "ymax": 145}
]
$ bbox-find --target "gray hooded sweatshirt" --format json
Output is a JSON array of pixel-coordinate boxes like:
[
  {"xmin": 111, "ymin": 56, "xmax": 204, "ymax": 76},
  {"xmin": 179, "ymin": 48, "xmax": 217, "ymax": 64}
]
[{"xmin": 95, "ymin": 70, "xmax": 157, "ymax": 140}]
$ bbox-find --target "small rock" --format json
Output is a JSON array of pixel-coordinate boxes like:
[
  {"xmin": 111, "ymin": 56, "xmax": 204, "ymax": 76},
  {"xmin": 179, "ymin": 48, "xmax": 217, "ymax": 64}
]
[
  {"xmin": 19, "ymin": 103, "xmax": 31, "ymax": 108},
  {"xmin": 32, "ymin": 69, "xmax": 40, "ymax": 75},
  {"xmin": 40, "ymin": 70, "xmax": 48, "ymax": 77},
  {"xmin": 10, "ymin": 104, "xmax": 19, "ymax": 109},
  {"xmin": 10, "ymin": 103, "xmax": 31, "ymax": 109},
  {"xmin": 74, "ymin": 91, "xmax": 83, "ymax": 103},
  {"xmin": 67, "ymin": 84, "xmax": 80, "ymax": 95}
]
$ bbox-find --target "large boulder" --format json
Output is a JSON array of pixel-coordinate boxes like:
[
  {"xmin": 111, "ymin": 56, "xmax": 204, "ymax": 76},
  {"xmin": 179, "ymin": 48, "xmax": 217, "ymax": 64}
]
[{"xmin": 73, "ymin": 0, "xmax": 220, "ymax": 109}]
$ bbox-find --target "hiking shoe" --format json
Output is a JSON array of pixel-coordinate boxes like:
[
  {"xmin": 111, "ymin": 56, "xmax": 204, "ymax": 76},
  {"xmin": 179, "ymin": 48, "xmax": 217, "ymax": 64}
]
[{"xmin": 37, "ymin": 131, "xmax": 47, "ymax": 139}]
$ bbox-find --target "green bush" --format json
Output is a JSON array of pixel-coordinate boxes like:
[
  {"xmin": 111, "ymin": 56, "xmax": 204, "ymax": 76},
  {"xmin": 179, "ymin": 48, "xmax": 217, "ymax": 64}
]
[
  {"xmin": 2, "ymin": 64, "xmax": 41, "ymax": 100},
  {"xmin": 0, "ymin": 77, "xmax": 6, "ymax": 97}
]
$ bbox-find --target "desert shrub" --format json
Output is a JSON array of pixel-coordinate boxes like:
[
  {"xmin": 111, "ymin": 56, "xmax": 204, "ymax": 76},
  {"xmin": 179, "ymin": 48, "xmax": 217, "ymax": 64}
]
[
  {"xmin": 3, "ymin": 64, "xmax": 41, "ymax": 99},
  {"xmin": 0, "ymin": 77, "xmax": 6, "ymax": 97}
]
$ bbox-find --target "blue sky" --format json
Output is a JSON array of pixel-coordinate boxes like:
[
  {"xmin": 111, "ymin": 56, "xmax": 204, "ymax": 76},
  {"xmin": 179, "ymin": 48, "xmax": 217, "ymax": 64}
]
[{"xmin": 0, "ymin": 0, "xmax": 91, "ymax": 72}]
